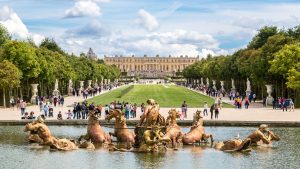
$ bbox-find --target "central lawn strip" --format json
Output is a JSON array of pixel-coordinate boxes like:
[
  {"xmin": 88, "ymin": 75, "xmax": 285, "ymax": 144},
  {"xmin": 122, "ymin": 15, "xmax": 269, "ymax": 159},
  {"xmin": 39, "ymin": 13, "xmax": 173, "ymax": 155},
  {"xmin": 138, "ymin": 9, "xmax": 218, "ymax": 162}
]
[{"xmin": 88, "ymin": 85, "xmax": 233, "ymax": 108}]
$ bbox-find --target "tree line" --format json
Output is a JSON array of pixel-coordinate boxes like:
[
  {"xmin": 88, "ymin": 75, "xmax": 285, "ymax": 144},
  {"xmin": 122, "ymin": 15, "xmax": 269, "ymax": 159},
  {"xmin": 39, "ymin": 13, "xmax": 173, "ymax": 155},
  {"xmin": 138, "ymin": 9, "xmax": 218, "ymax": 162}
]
[
  {"xmin": 183, "ymin": 25, "xmax": 300, "ymax": 106},
  {"xmin": 0, "ymin": 24, "xmax": 120, "ymax": 106}
]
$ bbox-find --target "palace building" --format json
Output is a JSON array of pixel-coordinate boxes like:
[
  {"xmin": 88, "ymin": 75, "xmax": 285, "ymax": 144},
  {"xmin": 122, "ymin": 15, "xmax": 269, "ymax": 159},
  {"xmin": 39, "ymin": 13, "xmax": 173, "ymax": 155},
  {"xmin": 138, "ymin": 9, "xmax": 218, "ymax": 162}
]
[{"xmin": 104, "ymin": 55, "xmax": 199, "ymax": 78}]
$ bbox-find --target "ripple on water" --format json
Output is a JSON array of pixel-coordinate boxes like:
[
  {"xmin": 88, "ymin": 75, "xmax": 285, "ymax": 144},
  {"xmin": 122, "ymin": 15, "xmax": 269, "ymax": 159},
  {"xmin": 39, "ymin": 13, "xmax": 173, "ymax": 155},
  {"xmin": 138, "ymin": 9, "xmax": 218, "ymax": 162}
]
[{"xmin": 0, "ymin": 126, "xmax": 300, "ymax": 169}]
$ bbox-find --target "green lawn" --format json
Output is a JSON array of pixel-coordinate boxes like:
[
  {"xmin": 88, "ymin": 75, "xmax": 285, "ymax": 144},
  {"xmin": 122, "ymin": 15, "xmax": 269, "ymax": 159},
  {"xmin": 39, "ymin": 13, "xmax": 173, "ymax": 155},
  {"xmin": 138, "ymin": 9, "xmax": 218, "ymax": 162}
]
[{"xmin": 88, "ymin": 85, "xmax": 233, "ymax": 108}]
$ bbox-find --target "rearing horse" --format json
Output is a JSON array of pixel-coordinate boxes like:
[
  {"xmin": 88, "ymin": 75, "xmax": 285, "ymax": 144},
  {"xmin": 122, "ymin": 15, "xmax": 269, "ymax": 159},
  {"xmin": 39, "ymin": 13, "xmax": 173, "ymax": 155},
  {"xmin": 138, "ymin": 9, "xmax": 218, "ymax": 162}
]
[
  {"xmin": 106, "ymin": 109, "xmax": 135, "ymax": 149},
  {"xmin": 163, "ymin": 109, "xmax": 182, "ymax": 149},
  {"xmin": 182, "ymin": 110, "xmax": 213, "ymax": 145},
  {"xmin": 79, "ymin": 111, "xmax": 111, "ymax": 144}
]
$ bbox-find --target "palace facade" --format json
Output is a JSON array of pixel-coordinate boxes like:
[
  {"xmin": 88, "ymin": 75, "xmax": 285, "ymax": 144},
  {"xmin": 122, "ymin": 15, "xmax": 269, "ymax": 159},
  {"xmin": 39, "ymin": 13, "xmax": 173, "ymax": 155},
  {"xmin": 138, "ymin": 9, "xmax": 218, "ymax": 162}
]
[{"xmin": 104, "ymin": 55, "xmax": 199, "ymax": 78}]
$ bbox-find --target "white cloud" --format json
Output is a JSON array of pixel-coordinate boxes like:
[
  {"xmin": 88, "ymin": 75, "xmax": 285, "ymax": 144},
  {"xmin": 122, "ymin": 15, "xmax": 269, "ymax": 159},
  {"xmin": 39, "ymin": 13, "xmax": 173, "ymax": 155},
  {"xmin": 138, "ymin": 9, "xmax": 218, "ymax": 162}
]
[
  {"xmin": 65, "ymin": 20, "xmax": 110, "ymax": 37},
  {"xmin": 64, "ymin": 1, "xmax": 101, "ymax": 18},
  {"xmin": 0, "ymin": 6, "xmax": 29, "ymax": 39},
  {"xmin": 59, "ymin": 25, "xmax": 226, "ymax": 58},
  {"xmin": 0, "ymin": 6, "xmax": 44, "ymax": 45},
  {"xmin": 136, "ymin": 9, "xmax": 159, "ymax": 31},
  {"xmin": 76, "ymin": 0, "xmax": 110, "ymax": 3}
]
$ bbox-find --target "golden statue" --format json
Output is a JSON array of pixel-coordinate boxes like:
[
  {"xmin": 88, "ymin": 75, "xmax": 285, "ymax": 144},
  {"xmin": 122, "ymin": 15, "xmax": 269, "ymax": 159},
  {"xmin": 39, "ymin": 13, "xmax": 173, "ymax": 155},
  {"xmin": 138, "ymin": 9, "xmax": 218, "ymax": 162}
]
[{"xmin": 24, "ymin": 116, "xmax": 78, "ymax": 151}]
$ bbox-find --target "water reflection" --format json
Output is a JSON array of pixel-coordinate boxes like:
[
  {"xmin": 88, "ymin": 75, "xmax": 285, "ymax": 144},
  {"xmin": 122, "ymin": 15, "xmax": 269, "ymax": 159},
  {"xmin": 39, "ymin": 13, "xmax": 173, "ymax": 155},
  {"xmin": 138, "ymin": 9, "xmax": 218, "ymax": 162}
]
[{"xmin": 0, "ymin": 126, "xmax": 300, "ymax": 169}]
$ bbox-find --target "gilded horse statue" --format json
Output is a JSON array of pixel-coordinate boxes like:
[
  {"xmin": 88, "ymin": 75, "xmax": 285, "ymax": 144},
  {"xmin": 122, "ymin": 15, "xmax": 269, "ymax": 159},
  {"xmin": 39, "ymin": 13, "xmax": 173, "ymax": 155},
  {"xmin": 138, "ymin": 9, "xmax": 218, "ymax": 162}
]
[
  {"xmin": 214, "ymin": 137, "xmax": 252, "ymax": 152},
  {"xmin": 105, "ymin": 109, "xmax": 136, "ymax": 149},
  {"xmin": 24, "ymin": 116, "xmax": 78, "ymax": 151},
  {"xmin": 79, "ymin": 111, "xmax": 111, "ymax": 144},
  {"xmin": 182, "ymin": 110, "xmax": 213, "ymax": 145},
  {"xmin": 138, "ymin": 99, "xmax": 166, "ymax": 127},
  {"xmin": 246, "ymin": 124, "xmax": 280, "ymax": 146},
  {"xmin": 109, "ymin": 126, "xmax": 170, "ymax": 153},
  {"xmin": 163, "ymin": 109, "xmax": 182, "ymax": 149}
]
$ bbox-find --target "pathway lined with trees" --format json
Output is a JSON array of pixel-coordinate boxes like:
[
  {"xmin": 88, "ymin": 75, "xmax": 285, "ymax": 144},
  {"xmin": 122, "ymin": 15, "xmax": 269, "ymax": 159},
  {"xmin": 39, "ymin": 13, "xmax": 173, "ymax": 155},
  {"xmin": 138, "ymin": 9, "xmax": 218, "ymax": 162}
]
[
  {"xmin": 183, "ymin": 25, "xmax": 300, "ymax": 107},
  {"xmin": 0, "ymin": 24, "xmax": 120, "ymax": 107}
]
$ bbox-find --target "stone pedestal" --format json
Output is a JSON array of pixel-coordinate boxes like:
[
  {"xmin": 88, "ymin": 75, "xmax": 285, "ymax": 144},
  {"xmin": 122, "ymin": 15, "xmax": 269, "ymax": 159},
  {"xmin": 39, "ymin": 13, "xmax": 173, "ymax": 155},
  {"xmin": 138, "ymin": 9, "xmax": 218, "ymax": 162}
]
[
  {"xmin": 212, "ymin": 80, "xmax": 217, "ymax": 90},
  {"xmin": 220, "ymin": 81, "xmax": 225, "ymax": 92},
  {"xmin": 245, "ymin": 78, "xmax": 251, "ymax": 97},
  {"xmin": 68, "ymin": 79, "xmax": 73, "ymax": 96},
  {"xmin": 266, "ymin": 84, "xmax": 274, "ymax": 105},
  {"xmin": 52, "ymin": 79, "xmax": 60, "ymax": 96},
  {"xmin": 88, "ymin": 80, "xmax": 92, "ymax": 88},
  {"xmin": 230, "ymin": 78, "xmax": 236, "ymax": 95},
  {"xmin": 30, "ymin": 84, "xmax": 39, "ymax": 104},
  {"xmin": 79, "ymin": 81, "xmax": 84, "ymax": 95},
  {"xmin": 206, "ymin": 78, "xmax": 209, "ymax": 88}
]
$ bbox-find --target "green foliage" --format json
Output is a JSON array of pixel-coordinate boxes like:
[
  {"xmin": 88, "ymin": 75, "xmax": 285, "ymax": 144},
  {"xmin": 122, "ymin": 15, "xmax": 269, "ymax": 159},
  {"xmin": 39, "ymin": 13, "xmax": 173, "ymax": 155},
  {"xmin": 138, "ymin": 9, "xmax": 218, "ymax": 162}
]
[
  {"xmin": 1, "ymin": 40, "xmax": 40, "ymax": 80},
  {"xmin": 270, "ymin": 43, "xmax": 300, "ymax": 89},
  {"xmin": 183, "ymin": 25, "xmax": 300, "ymax": 91},
  {"xmin": 248, "ymin": 26, "xmax": 278, "ymax": 49},
  {"xmin": 0, "ymin": 60, "xmax": 22, "ymax": 88},
  {"xmin": 40, "ymin": 38, "xmax": 64, "ymax": 54},
  {"xmin": 88, "ymin": 85, "xmax": 234, "ymax": 108},
  {"xmin": 0, "ymin": 37, "xmax": 120, "ymax": 96},
  {"xmin": 0, "ymin": 24, "xmax": 11, "ymax": 47}
]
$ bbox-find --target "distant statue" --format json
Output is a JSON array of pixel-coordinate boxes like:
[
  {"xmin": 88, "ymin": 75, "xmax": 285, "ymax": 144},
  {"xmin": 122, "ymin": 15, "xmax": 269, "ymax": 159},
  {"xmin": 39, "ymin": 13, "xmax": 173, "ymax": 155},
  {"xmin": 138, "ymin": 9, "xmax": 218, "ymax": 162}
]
[
  {"xmin": 206, "ymin": 78, "xmax": 209, "ymax": 87},
  {"xmin": 231, "ymin": 78, "xmax": 235, "ymax": 89},
  {"xmin": 246, "ymin": 78, "xmax": 251, "ymax": 92},
  {"xmin": 53, "ymin": 79, "xmax": 60, "ymax": 96},
  {"xmin": 68, "ymin": 79, "xmax": 73, "ymax": 90},
  {"xmin": 54, "ymin": 79, "xmax": 58, "ymax": 91},
  {"xmin": 68, "ymin": 79, "xmax": 73, "ymax": 96}
]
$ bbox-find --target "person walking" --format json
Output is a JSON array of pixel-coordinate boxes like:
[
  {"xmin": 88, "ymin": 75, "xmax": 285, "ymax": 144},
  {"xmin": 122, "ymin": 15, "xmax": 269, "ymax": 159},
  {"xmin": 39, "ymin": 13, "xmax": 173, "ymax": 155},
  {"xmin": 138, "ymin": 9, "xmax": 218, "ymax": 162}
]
[
  {"xmin": 105, "ymin": 104, "xmax": 109, "ymax": 116},
  {"xmin": 39, "ymin": 100, "xmax": 43, "ymax": 112},
  {"xmin": 43, "ymin": 103, "xmax": 49, "ymax": 117},
  {"xmin": 181, "ymin": 101, "xmax": 188, "ymax": 119},
  {"xmin": 60, "ymin": 96, "xmax": 64, "ymax": 106},
  {"xmin": 76, "ymin": 103, "xmax": 82, "ymax": 119},
  {"xmin": 289, "ymin": 99, "xmax": 295, "ymax": 112},
  {"xmin": 253, "ymin": 93, "xmax": 256, "ymax": 102},
  {"xmin": 203, "ymin": 102, "xmax": 208, "ymax": 116},
  {"xmin": 132, "ymin": 103, "xmax": 137, "ymax": 118},
  {"xmin": 53, "ymin": 97, "xmax": 58, "ymax": 107},
  {"xmin": 141, "ymin": 103, "xmax": 145, "ymax": 114},
  {"xmin": 283, "ymin": 99, "xmax": 288, "ymax": 112},
  {"xmin": 73, "ymin": 105, "xmax": 77, "ymax": 119},
  {"xmin": 210, "ymin": 104, "xmax": 214, "ymax": 120},
  {"xmin": 66, "ymin": 110, "xmax": 72, "ymax": 119},
  {"xmin": 245, "ymin": 97, "xmax": 250, "ymax": 109},
  {"xmin": 10, "ymin": 97, "xmax": 15, "ymax": 111},
  {"xmin": 125, "ymin": 103, "xmax": 131, "ymax": 119},
  {"xmin": 272, "ymin": 98, "xmax": 276, "ymax": 109},
  {"xmin": 20, "ymin": 100, "xmax": 26, "ymax": 116},
  {"xmin": 215, "ymin": 107, "xmax": 219, "ymax": 119}
]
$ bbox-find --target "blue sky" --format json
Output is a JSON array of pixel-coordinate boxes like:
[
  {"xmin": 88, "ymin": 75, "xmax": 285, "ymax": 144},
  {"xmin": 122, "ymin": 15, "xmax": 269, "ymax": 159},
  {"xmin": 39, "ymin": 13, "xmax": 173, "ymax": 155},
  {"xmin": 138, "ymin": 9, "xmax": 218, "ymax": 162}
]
[{"xmin": 0, "ymin": 0, "xmax": 300, "ymax": 58}]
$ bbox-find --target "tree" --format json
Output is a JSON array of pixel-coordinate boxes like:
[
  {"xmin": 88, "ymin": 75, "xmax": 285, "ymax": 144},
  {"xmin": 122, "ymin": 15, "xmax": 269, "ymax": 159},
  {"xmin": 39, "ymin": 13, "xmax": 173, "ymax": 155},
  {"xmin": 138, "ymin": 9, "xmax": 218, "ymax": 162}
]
[
  {"xmin": 0, "ymin": 24, "xmax": 11, "ymax": 47},
  {"xmin": 270, "ymin": 43, "xmax": 300, "ymax": 89},
  {"xmin": 40, "ymin": 38, "xmax": 64, "ymax": 54},
  {"xmin": 1, "ymin": 40, "xmax": 40, "ymax": 81},
  {"xmin": 0, "ymin": 60, "xmax": 22, "ymax": 107},
  {"xmin": 248, "ymin": 26, "xmax": 278, "ymax": 49}
]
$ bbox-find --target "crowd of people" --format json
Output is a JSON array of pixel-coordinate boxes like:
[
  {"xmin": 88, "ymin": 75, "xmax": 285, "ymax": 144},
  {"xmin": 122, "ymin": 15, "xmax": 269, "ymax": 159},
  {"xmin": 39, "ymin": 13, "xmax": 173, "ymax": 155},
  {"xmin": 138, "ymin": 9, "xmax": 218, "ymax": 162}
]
[{"xmin": 272, "ymin": 97, "xmax": 295, "ymax": 112}]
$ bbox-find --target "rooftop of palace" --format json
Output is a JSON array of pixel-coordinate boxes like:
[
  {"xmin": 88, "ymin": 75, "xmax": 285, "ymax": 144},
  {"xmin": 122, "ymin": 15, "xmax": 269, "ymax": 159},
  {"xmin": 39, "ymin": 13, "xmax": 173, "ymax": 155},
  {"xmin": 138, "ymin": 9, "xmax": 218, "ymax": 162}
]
[{"xmin": 104, "ymin": 54, "xmax": 200, "ymax": 59}]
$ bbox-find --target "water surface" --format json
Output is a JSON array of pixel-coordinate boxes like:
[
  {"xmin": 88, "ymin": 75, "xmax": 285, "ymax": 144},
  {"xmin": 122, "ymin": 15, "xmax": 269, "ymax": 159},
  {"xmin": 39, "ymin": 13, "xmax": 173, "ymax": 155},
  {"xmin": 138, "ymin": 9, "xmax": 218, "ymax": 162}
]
[{"xmin": 0, "ymin": 125, "xmax": 299, "ymax": 169}]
